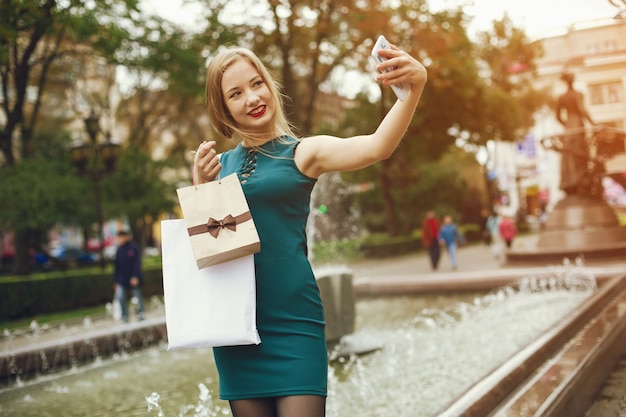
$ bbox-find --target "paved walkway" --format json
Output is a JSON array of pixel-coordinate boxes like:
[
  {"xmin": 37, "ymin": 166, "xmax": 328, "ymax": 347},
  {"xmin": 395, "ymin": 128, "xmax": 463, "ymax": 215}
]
[{"xmin": 348, "ymin": 235, "xmax": 626, "ymax": 291}]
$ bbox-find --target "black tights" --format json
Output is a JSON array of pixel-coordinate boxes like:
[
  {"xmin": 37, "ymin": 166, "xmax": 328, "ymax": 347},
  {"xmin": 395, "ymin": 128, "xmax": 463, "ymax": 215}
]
[{"xmin": 229, "ymin": 395, "xmax": 326, "ymax": 417}]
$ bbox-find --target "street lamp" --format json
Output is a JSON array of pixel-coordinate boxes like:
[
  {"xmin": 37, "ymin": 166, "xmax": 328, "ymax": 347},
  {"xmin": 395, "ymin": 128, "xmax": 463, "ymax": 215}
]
[{"xmin": 70, "ymin": 112, "xmax": 121, "ymax": 270}]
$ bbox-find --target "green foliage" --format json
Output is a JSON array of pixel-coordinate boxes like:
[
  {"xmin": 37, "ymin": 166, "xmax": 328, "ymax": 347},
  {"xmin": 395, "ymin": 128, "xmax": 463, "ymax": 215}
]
[
  {"xmin": 311, "ymin": 239, "xmax": 361, "ymax": 266},
  {"xmin": 102, "ymin": 146, "xmax": 178, "ymax": 246},
  {"xmin": 348, "ymin": 157, "xmax": 468, "ymax": 235},
  {"xmin": 0, "ymin": 263, "xmax": 163, "ymax": 320},
  {"xmin": 0, "ymin": 157, "xmax": 87, "ymax": 232},
  {"xmin": 0, "ymin": 0, "xmax": 142, "ymax": 165}
]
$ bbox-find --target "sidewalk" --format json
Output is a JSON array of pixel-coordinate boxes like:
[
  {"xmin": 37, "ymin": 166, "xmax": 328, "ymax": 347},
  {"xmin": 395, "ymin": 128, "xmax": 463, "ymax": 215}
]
[{"xmin": 348, "ymin": 235, "xmax": 626, "ymax": 295}]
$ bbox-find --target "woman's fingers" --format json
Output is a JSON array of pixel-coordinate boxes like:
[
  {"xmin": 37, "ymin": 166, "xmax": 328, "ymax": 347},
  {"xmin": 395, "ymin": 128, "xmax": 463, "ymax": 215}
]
[
  {"xmin": 195, "ymin": 141, "xmax": 221, "ymax": 182},
  {"xmin": 376, "ymin": 51, "xmax": 426, "ymax": 87}
]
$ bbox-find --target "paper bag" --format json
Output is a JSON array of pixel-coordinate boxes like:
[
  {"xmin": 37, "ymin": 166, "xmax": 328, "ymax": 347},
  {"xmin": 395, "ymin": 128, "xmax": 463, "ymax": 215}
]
[
  {"xmin": 176, "ymin": 173, "xmax": 260, "ymax": 268},
  {"xmin": 161, "ymin": 219, "xmax": 261, "ymax": 349}
]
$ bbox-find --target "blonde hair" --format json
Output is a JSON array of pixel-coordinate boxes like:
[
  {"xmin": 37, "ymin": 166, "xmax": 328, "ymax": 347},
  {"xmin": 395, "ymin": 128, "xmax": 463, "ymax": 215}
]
[{"xmin": 205, "ymin": 47, "xmax": 296, "ymax": 148}]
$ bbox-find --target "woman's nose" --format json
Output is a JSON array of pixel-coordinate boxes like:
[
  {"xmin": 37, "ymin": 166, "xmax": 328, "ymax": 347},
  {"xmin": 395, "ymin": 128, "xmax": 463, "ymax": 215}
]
[{"xmin": 246, "ymin": 90, "xmax": 260, "ymax": 105}]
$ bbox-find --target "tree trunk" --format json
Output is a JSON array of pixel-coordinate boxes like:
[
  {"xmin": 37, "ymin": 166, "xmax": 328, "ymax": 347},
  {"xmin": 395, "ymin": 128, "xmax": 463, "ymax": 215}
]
[{"xmin": 13, "ymin": 230, "xmax": 31, "ymax": 275}]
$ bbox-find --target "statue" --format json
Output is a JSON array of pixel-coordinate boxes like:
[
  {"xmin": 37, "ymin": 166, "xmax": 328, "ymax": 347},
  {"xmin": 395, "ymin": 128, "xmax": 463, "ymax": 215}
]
[
  {"xmin": 541, "ymin": 72, "xmax": 624, "ymax": 199},
  {"xmin": 554, "ymin": 72, "xmax": 595, "ymax": 195}
]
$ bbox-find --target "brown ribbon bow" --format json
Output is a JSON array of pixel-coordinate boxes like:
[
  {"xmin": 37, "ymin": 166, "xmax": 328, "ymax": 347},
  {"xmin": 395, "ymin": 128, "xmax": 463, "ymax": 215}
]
[
  {"xmin": 206, "ymin": 215, "xmax": 236, "ymax": 238},
  {"xmin": 187, "ymin": 211, "xmax": 253, "ymax": 238}
]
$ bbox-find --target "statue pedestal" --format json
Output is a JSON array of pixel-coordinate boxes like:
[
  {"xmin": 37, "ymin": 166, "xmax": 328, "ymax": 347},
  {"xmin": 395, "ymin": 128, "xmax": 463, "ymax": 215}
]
[{"xmin": 507, "ymin": 195, "xmax": 626, "ymax": 264}]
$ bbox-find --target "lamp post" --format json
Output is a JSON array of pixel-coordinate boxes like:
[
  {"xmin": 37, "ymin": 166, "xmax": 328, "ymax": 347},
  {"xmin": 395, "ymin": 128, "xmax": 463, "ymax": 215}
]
[{"xmin": 70, "ymin": 112, "xmax": 120, "ymax": 270}]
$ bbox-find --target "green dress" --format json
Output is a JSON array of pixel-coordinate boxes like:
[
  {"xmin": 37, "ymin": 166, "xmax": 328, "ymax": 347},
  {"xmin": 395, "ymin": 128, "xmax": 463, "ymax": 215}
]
[{"xmin": 213, "ymin": 137, "xmax": 328, "ymax": 400}]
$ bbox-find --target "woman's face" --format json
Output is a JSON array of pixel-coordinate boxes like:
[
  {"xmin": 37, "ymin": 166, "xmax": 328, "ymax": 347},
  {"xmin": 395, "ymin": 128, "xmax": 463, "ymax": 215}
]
[{"xmin": 221, "ymin": 58, "xmax": 276, "ymax": 138}]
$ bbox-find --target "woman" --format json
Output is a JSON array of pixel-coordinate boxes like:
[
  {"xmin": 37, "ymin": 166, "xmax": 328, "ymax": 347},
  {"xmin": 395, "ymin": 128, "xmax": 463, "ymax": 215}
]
[{"xmin": 195, "ymin": 43, "xmax": 427, "ymax": 417}]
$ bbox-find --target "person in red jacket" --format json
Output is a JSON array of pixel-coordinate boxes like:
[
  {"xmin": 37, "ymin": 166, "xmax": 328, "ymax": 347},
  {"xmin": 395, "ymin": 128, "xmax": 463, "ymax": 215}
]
[
  {"xmin": 498, "ymin": 216, "xmax": 518, "ymax": 249},
  {"xmin": 421, "ymin": 210, "xmax": 441, "ymax": 270}
]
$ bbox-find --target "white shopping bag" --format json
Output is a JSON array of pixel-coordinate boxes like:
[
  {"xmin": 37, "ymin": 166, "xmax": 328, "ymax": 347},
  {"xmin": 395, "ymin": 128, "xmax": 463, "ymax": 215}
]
[{"xmin": 161, "ymin": 219, "xmax": 261, "ymax": 349}]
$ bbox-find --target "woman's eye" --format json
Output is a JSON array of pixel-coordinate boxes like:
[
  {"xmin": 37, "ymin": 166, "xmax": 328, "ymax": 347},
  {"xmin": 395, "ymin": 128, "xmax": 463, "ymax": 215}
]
[{"xmin": 253, "ymin": 80, "xmax": 263, "ymax": 87}]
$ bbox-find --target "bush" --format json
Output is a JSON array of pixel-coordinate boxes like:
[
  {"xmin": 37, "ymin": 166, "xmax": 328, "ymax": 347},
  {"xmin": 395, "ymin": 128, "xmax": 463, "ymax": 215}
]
[
  {"xmin": 312, "ymin": 239, "xmax": 361, "ymax": 265},
  {"xmin": 0, "ymin": 261, "xmax": 163, "ymax": 321}
]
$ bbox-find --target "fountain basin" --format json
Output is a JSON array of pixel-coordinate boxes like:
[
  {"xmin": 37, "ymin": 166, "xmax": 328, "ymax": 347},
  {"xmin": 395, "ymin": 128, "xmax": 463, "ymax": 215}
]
[
  {"xmin": 434, "ymin": 272, "xmax": 626, "ymax": 417},
  {"xmin": 1, "ymin": 265, "xmax": 624, "ymax": 416},
  {"xmin": 0, "ymin": 317, "xmax": 167, "ymax": 383}
]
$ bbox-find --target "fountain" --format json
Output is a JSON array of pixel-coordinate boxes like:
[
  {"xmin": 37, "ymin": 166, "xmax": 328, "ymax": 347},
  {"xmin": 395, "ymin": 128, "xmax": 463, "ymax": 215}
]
[
  {"xmin": 0, "ymin": 267, "xmax": 606, "ymax": 417},
  {"xmin": 1, "ymin": 262, "xmax": 624, "ymax": 417}
]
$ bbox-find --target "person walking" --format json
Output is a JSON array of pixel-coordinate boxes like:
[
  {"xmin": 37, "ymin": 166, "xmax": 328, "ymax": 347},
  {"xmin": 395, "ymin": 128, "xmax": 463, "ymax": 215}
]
[
  {"xmin": 438, "ymin": 215, "xmax": 464, "ymax": 270},
  {"xmin": 113, "ymin": 230, "xmax": 144, "ymax": 322},
  {"xmin": 421, "ymin": 210, "xmax": 441, "ymax": 271},
  {"xmin": 194, "ymin": 44, "xmax": 427, "ymax": 417},
  {"xmin": 499, "ymin": 216, "xmax": 518, "ymax": 249},
  {"xmin": 486, "ymin": 211, "xmax": 503, "ymax": 259}
]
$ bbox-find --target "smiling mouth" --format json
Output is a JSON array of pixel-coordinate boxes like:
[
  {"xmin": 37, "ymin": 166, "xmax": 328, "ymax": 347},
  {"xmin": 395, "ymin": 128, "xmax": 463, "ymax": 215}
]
[{"xmin": 249, "ymin": 105, "xmax": 266, "ymax": 118}]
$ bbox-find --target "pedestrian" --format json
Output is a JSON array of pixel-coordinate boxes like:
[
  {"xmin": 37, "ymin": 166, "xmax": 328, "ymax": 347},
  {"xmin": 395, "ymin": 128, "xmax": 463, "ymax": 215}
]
[
  {"xmin": 113, "ymin": 230, "xmax": 144, "ymax": 322},
  {"xmin": 499, "ymin": 216, "xmax": 518, "ymax": 248},
  {"xmin": 421, "ymin": 210, "xmax": 441, "ymax": 271},
  {"xmin": 438, "ymin": 215, "xmax": 464, "ymax": 270},
  {"xmin": 485, "ymin": 211, "xmax": 503, "ymax": 259},
  {"xmin": 194, "ymin": 44, "xmax": 427, "ymax": 417}
]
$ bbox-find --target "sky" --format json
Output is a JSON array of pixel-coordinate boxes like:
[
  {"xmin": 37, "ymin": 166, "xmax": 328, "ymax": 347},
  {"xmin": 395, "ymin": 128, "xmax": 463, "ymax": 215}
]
[{"xmin": 141, "ymin": 0, "xmax": 623, "ymax": 39}]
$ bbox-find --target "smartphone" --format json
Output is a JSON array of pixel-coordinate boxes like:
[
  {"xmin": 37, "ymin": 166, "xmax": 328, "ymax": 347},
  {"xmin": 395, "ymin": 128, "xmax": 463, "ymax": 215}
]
[{"xmin": 370, "ymin": 35, "xmax": 409, "ymax": 101}]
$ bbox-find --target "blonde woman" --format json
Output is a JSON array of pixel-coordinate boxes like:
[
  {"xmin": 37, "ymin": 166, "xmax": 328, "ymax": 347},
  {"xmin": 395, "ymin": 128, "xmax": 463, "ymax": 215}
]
[{"xmin": 194, "ymin": 44, "xmax": 427, "ymax": 417}]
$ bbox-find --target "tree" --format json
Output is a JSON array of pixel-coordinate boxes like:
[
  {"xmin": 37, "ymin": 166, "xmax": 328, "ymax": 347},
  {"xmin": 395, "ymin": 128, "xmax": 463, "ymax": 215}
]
[
  {"xmin": 102, "ymin": 146, "xmax": 178, "ymax": 250},
  {"xmin": 0, "ymin": 0, "xmax": 142, "ymax": 165},
  {"xmin": 199, "ymin": 0, "xmax": 396, "ymax": 135},
  {"xmin": 0, "ymin": 0, "xmax": 145, "ymax": 273},
  {"xmin": 193, "ymin": 1, "xmax": 478, "ymax": 236},
  {"xmin": 115, "ymin": 13, "xmax": 238, "ymax": 163},
  {"xmin": 460, "ymin": 15, "xmax": 551, "ymax": 211},
  {"xmin": 0, "ymin": 139, "xmax": 89, "ymax": 272}
]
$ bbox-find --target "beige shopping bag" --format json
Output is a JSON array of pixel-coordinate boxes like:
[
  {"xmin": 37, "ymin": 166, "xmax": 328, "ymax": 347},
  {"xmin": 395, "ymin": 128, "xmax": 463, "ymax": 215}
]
[
  {"xmin": 161, "ymin": 219, "xmax": 261, "ymax": 349},
  {"xmin": 176, "ymin": 172, "xmax": 260, "ymax": 268}
]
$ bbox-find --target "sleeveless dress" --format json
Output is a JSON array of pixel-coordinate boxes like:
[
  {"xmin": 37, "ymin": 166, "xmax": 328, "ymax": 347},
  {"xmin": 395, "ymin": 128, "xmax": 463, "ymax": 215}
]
[{"xmin": 212, "ymin": 137, "xmax": 328, "ymax": 400}]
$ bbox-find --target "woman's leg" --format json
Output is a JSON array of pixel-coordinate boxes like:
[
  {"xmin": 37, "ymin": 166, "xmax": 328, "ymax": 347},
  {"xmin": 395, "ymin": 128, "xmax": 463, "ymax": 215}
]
[
  {"xmin": 277, "ymin": 395, "xmax": 326, "ymax": 417},
  {"xmin": 229, "ymin": 395, "xmax": 325, "ymax": 417},
  {"xmin": 229, "ymin": 398, "xmax": 277, "ymax": 417}
]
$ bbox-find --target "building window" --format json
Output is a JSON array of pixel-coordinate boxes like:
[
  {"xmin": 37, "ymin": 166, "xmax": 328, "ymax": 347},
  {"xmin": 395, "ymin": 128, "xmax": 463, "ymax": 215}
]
[
  {"xmin": 587, "ymin": 43, "xmax": 599, "ymax": 55},
  {"xmin": 604, "ymin": 40, "xmax": 617, "ymax": 52},
  {"xmin": 589, "ymin": 81, "xmax": 624, "ymax": 105}
]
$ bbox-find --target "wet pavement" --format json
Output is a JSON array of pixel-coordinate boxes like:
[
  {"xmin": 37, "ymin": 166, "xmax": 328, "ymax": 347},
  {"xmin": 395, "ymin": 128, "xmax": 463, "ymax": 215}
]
[{"xmin": 2, "ymin": 234, "xmax": 626, "ymax": 415}]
